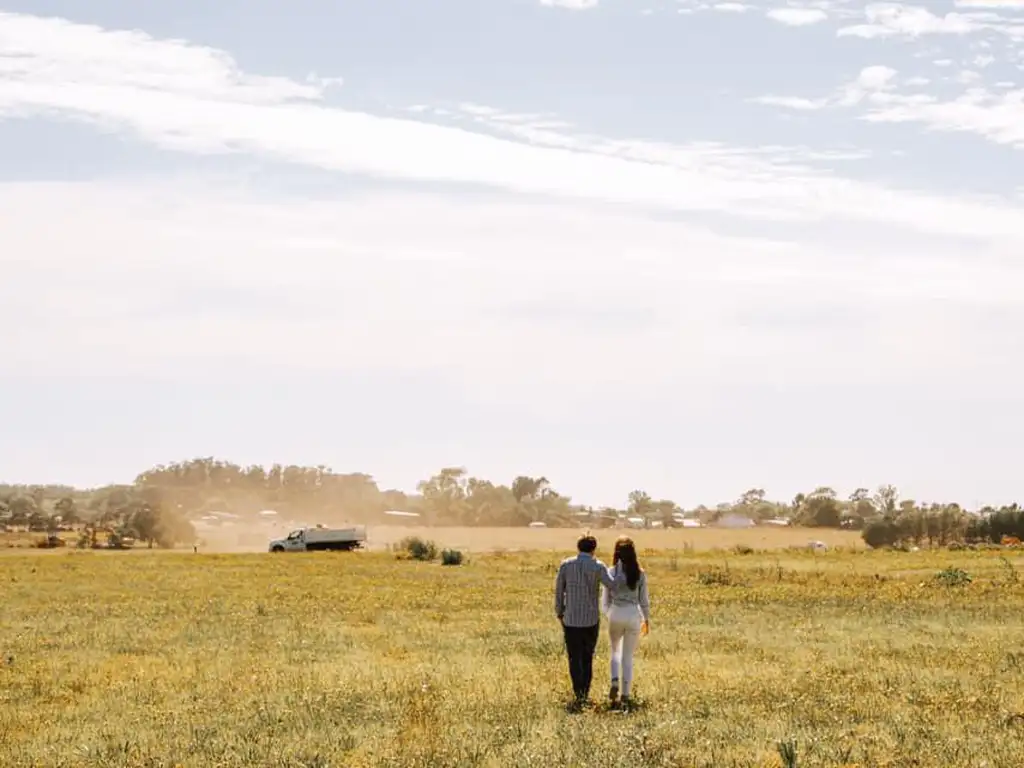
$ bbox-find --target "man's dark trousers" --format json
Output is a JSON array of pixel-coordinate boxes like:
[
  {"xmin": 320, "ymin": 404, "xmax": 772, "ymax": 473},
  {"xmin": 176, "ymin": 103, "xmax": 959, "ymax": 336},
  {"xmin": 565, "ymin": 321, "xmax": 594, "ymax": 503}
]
[{"xmin": 563, "ymin": 623, "xmax": 600, "ymax": 699}]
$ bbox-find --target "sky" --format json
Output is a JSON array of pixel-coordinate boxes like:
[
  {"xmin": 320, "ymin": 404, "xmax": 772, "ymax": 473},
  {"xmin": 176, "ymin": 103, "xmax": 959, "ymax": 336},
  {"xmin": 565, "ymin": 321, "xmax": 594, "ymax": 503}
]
[{"xmin": 1, "ymin": 0, "xmax": 1024, "ymax": 510}]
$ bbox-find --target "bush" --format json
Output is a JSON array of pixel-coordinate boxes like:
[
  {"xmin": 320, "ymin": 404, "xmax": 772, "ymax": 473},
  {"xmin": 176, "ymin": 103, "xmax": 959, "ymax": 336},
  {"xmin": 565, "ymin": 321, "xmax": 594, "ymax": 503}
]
[
  {"xmin": 862, "ymin": 519, "xmax": 900, "ymax": 549},
  {"xmin": 396, "ymin": 536, "xmax": 437, "ymax": 562},
  {"xmin": 934, "ymin": 567, "xmax": 972, "ymax": 587},
  {"xmin": 441, "ymin": 549, "xmax": 464, "ymax": 566},
  {"xmin": 696, "ymin": 566, "xmax": 735, "ymax": 586}
]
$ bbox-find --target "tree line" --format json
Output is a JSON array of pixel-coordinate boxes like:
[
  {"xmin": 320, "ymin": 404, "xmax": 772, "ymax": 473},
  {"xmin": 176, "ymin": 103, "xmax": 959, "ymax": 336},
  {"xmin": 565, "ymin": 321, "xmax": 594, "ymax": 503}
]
[{"xmin": 1, "ymin": 457, "xmax": 1023, "ymax": 548}]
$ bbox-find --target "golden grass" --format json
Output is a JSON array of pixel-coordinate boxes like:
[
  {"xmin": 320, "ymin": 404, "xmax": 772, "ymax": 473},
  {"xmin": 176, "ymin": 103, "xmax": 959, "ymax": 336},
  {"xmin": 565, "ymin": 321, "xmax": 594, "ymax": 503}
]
[{"xmin": 2, "ymin": 547, "xmax": 1024, "ymax": 766}]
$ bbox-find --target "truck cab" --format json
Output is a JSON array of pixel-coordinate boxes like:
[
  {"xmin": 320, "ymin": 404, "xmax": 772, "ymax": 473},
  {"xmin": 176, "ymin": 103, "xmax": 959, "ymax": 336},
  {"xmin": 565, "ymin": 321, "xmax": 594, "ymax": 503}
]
[{"xmin": 269, "ymin": 529, "xmax": 309, "ymax": 552}]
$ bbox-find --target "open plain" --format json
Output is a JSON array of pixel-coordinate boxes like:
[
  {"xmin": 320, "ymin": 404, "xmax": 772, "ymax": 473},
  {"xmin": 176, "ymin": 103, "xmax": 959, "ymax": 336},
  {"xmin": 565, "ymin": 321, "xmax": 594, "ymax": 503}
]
[
  {"xmin": 361, "ymin": 525, "xmax": 865, "ymax": 554},
  {"xmin": 0, "ymin": 524, "xmax": 867, "ymax": 556},
  {"xmin": 2, "ymin": 540, "xmax": 1024, "ymax": 767}
]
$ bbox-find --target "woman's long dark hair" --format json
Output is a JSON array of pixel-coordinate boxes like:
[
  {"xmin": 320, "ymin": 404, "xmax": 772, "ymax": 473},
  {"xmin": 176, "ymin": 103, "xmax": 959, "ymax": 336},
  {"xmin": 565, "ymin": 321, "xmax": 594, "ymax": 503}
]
[{"xmin": 613, "ymin": 536, "xmax": 642, "ymax": 590}]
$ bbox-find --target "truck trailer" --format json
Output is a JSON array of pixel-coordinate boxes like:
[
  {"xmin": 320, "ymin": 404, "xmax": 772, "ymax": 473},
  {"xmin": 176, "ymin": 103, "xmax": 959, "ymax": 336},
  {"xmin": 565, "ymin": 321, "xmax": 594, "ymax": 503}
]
[{"xmin": 268, "ymin": 525, "xmax": 366, "ymax": 552}]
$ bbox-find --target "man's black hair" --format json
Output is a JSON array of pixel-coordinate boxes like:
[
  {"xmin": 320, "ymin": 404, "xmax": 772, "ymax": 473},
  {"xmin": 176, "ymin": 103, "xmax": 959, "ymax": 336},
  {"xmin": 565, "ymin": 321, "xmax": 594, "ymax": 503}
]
[{"xmin": 577, "ymin": 533, "xmax": 597, "ymax": 553}]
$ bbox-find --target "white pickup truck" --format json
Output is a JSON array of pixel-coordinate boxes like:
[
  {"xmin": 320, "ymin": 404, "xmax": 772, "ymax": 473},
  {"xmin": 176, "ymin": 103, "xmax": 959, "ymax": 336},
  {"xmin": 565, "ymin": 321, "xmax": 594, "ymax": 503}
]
[{"xmin": 268, "ymin": 525, "xmax": 366, "ymax": 553}]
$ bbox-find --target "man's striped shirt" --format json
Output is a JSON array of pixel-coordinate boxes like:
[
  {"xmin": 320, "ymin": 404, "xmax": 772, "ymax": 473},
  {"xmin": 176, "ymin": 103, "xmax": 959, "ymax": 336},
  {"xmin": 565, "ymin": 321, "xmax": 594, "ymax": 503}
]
[{"xmin": 554, "ymin": 552, "xmax": 616, "ymax": 628}]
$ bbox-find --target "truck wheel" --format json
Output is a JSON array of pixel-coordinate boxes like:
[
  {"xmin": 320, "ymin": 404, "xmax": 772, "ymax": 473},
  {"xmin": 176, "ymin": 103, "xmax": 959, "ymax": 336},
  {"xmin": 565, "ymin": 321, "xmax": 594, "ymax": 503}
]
[{"xmin": 271, "ymin": 545, "xmax": 285, "ymax": 553}]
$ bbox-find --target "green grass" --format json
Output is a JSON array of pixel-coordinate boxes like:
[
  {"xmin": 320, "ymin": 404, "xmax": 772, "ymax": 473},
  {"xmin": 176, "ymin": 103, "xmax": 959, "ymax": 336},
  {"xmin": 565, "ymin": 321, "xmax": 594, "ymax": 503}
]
[{"xmin": 2, "ymin": 548, "xmax": 1024, "ymax": 766}]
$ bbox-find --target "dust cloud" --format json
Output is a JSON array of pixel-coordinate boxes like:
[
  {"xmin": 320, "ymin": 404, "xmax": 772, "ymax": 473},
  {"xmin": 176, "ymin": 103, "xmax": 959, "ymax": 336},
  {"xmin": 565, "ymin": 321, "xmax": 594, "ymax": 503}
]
[{"xmin": 190, "ymin": 519, "xmax": 864, "ymax": 554}]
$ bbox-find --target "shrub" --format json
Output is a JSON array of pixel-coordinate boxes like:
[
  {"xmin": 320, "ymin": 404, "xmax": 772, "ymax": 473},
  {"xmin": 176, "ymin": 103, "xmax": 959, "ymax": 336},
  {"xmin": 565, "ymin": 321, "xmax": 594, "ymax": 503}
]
[
  {"xmin": 934, "ymin": 567, "xmax": 972, "ymax": 587},
  {"xmin": 396, "ymin": 536, "xmax": 437, "ymax": 562},
  {"xmin": 441, "ymin": 549, "xmax": 464, "ymax": 566},
  {"xmin": 696, "ymin": 566, "xmax": 734, "ymax": 586},
  {"xmin": 862, "ymin": 519, "xmax": 900, "ymax": 549}
]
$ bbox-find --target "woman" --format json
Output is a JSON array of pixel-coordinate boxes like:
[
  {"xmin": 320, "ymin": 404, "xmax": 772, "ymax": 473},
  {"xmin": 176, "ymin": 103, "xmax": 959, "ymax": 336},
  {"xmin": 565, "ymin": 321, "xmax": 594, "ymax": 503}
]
[{"xmin": 601, "ymin": 535, "xmax": 650, "ymax": 709}]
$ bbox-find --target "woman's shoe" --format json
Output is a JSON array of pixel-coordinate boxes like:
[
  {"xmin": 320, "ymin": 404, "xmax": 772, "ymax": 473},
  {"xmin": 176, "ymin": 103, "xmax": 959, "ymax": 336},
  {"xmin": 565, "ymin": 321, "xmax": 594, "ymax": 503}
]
[{"xmin": 609, "ymin": 680, "xmax": 619, "ymax": 707}]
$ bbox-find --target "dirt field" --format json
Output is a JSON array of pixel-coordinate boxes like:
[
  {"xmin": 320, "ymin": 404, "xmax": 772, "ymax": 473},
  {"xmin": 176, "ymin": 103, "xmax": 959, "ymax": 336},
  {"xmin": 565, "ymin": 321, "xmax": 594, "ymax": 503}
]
[
  {"xmin": 1, "ymin": 524, "xmax": 865, "ymax": 555},
  {"xmin": 362, "ymin": 524, "xmax": 864, "ymax": 553}
]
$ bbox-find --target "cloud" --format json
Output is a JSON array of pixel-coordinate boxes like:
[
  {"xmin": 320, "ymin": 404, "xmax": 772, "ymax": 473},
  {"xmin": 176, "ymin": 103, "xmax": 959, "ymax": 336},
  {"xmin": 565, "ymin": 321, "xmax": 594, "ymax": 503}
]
[
  {"xmin": 838, "ymin": 3, "xmax": 980, "ymax": 38},
  {"xmin": 539, "ymin": 0, "xmax": 599, "ymax": 8},
  {"xmin": 0, "ymin": 13, "xmax": 320, "ymax": 105},
  {"xmin": 844, "ymin": 64, "xmax": 899, "ymax": 97},
  {"xmin": 766, "ymin": 7, "xmax": 829, "ymax": 26},
  {"xmin": 753, "ymin": 58, "xmax": 1024, "ymax": 150},
  {"xmin": 862, "ymin": 85, "xmax": 1024, "ymax": 148},
  {"xmin": 714, "ymin": 3, "xmax": 754, "ymax": 13},
  {"xmin": 750, "ymin": 94, "xmax": 828, "ymax": 110},
  {"xmin": 954, "ymin": 0, "xmax": 1024, "ymax": 7},
  {"xmin": 753, "ymin": 64, "xmax": 899, "ymax": 111},
  {"xmin": 0, "ymin": 11, "xmax": 1022, "ymax": 241}
]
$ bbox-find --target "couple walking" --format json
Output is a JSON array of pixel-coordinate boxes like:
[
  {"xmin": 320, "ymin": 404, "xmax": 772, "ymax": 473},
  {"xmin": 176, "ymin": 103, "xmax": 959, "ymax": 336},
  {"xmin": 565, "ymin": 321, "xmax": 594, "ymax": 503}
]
[{"xmin": 554, "ymin": 533, "xmax": 651, "ymax": 711}]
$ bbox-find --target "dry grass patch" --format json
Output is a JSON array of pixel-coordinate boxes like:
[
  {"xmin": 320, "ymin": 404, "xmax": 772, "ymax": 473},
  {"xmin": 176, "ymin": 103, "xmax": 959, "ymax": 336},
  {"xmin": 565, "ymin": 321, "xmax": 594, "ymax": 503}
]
[{"xmin": 363, "ymin": 524, "xmax": 864, "ymax": 553}]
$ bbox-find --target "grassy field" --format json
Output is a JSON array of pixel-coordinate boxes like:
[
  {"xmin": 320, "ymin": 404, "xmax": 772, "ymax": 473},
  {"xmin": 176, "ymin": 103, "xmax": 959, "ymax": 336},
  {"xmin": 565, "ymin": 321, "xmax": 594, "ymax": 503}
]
[{"xmin": 2, "ymin": 545, "xmax": 1024, "ymax": 767}]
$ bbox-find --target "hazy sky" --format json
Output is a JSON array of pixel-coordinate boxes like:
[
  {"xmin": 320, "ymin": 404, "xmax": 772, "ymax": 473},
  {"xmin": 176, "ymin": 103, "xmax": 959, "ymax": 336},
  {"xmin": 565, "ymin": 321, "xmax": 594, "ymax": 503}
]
[{"xmin": 2, "ymin": 1, "xmax": 1024, "ymax": 509}]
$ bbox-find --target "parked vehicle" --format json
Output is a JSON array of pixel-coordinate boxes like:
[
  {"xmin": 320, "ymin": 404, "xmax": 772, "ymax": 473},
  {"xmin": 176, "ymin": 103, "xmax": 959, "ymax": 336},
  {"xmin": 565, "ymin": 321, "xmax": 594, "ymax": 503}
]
[{"xmin": 268, "ymin": 525, "xmax": 366, "ymax": 552}]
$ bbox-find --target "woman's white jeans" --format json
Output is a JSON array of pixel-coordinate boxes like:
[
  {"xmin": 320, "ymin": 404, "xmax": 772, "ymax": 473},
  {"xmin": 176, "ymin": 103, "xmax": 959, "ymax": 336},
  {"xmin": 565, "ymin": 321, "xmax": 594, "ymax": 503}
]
[{"xmin": 607, "ymin": 604, "xmax": 642, "ymax": 696}]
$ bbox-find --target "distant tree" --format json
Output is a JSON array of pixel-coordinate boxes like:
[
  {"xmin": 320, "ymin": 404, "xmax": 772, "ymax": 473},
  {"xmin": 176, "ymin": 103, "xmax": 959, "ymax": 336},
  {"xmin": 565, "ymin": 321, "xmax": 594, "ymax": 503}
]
[
  {"xmin": 9, "ymin": 496, "xmax": 39, "ymax": 527},
  {"xmin": 790, "ymin": 493, "xmax": 807, "ymax": 520},
  {"xmin": 873, "ymin": 484, "xmax": 899, "ymax": 518},
  {"xmin": 627, "ymin": 490, "xmax": 653, "ymax": 521},
  {"xmin": 798, "ymin": 487, "xmax": 842, "ymax": 528},
  {"xmin": 465, "ymin": 478, "xmax": 516, "ymax": 526},
  {"xmin": 54, "ymin": 496, "xmax": 80, "ymax": 525},
  {"xmin": 846, "ymin": 488, "xmax": 875, "ymax": 528},
  {"xmin": 129, "ymin": 501, "xmax": 195, "ymax": 548},
  {"xmin": 650, "ymin": 499, "xmax": 680, "ymax": 527},
  {"xmin": 418, "ymin": 467, "xmax": 470, "ymax": 524},
  {"xmin": 739, "ymin": 489, "xmax": 766, "ymax": 507},
  {"xmin": 511, "ymin": 476, "xmax": 549, "ymax": 505}
]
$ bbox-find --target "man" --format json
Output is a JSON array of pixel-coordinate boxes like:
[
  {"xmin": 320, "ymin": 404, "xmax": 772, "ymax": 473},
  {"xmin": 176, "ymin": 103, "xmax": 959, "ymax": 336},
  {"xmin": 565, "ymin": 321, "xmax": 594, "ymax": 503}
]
[{"xmin": 554, "ymin": 533, "xmax": 616, "ymax": 709}]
